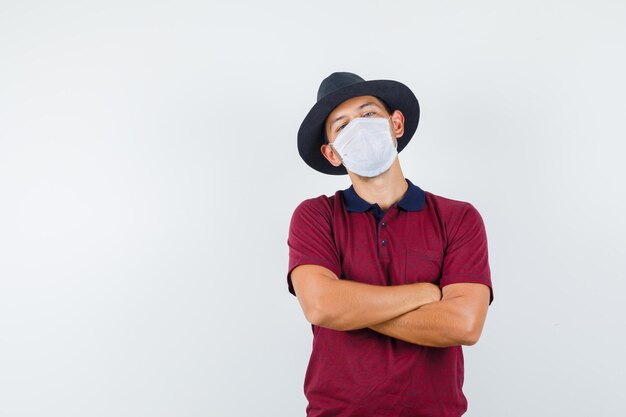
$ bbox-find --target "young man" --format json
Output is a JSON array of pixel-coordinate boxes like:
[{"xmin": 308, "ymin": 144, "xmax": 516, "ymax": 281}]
[{"xmin": 287, "ymin": 72, "xmax": 494, "ymax": 417}]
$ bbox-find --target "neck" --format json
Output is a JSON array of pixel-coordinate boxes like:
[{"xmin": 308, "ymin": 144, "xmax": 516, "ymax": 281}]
[{"xmin": 348, "ymin": 159, "xmax": 408, "ymax": 211}]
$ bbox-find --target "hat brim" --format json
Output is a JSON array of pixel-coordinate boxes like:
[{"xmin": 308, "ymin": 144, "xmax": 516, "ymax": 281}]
[{"xmin": 297, "ymin": 79, "xmax": 420, "ymax": 175}]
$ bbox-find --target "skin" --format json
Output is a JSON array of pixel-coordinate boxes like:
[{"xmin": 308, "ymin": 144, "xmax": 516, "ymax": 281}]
[{"xmin": 291, "ymin": 95, "xmax": 491, "ymax": 347}]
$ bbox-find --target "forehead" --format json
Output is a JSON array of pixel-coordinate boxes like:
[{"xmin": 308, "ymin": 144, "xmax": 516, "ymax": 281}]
[{"xmin": 326, "ymin": 95, "xmax": 385, "ymax": 124}]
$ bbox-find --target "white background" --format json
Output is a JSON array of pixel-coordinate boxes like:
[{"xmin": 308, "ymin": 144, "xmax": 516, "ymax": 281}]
[{"xmin": 1, "ymin": 1, "xmax": 625, "ymax": 416}]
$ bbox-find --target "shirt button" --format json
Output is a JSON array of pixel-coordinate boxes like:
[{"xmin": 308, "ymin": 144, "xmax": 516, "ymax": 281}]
[
  {"xmin": 381, "ymin": 239, "xmax": 387, "ymax": 246},
  {"xmin": 381, "ymin": 222, "xmax": 386, "ymax": 228}
]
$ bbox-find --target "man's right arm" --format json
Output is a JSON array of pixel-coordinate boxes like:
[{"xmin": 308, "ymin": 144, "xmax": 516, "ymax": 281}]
[{"xmin": 290, "ymin": 264, "xmax": 441, "ymax": 331}]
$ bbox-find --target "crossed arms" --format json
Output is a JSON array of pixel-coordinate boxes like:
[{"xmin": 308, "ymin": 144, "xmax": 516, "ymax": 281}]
[{"xmin": 290, "ymin": 264, "xmax": 491, "ymax": 347}]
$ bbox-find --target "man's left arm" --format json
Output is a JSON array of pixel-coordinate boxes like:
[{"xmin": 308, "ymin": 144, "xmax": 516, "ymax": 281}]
[
  {"xmin": 370, "ymin": 203, "xmax": 494, "ymax": 347},
  {"xmin": 369, "ymin": 282, "xmax": 490, "ymax": 347}
]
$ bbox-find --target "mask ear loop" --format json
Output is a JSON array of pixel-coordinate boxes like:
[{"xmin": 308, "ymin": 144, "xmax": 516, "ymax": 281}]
[{"xmin": 328, "ymin": 140, "xmax": 344, "ymax": 164}]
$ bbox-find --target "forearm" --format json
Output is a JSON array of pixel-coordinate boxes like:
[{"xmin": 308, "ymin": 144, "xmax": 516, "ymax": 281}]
[
  {"xmin": 369, "ymin": 288, "xmax": 489, "ymax": 347},
  {"xmin": 308, "ymin": 278, "xmax": 439, "ymax": 331}
]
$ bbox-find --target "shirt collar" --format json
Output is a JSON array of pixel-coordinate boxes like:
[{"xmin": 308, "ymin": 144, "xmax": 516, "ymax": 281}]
[{"xmin": 342, "ymin": 178, "xmax": 426, "ymax": 212}]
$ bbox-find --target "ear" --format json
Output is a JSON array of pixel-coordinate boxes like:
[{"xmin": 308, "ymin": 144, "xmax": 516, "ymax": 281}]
[
  {"xmin": 390, "ymin": 110, "xmax": 405, "ymax": 139},
  {"xmin": 320, "ymin": 143, "xmax": 343, "ymax": 167}
]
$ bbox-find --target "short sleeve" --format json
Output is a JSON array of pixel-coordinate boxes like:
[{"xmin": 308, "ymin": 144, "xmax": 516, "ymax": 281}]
[
  {"xmin": 440, "ymin": 203, "xmax": 494, "ymax": 304},
  {"xmin": 286, "ymin": 198, "xmax": 341, "ymax": 296}
]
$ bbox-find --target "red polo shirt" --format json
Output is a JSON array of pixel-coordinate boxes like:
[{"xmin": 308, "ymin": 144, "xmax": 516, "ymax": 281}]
[{"xmin": 286, "ymin": 178, "xmax": 493, "ymax": 417}]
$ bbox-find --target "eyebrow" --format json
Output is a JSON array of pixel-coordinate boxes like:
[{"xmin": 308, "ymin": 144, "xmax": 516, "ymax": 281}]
[{"xmin": 329, "ymin": 102, "xmax": 381, "ymax": 128}]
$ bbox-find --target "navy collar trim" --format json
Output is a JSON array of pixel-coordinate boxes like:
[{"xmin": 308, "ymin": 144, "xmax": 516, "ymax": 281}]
[{"xmin": 342, "ymin": 178, "xmax": 426, "ymax": 212}]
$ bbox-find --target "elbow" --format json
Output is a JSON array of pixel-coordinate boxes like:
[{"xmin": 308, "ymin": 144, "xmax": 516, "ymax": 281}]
[
  {"xmin": 304, "ymin": 304, "xmax": 326, "ymax": 327},
  {"xmin": 459, "ymin": 330, "xmax": 481, "ymax": 346},
  {"xmin": 298, "ymin": 282, "xmax": 358, "ymax": 331},
  {"xmin": 302, "ymin": 293, "xmax": 334, "ymax": 328},
  {"xmin": 306, "ymin": 305, "xmax": 351, "ymax": 331},
  {"xmin": 457, "ymin": 316, "xmax": 484, "ymax": 346},
  {"xmin": 303, "ymin": 298, "xmax": 355, "ymax": 331},
  {"xmin": 298, "ymin": 283, "xmax": 328, "ymax": 326}
]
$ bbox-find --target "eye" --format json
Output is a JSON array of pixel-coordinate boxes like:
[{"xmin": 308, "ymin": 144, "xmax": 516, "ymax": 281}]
[
  {"xmin": 335, "ymin": 123, "xmax": 347, "ymax": 133},
  {"xmin": 362, "ymin": 111, "xmax": 376, "ymax": 117}
]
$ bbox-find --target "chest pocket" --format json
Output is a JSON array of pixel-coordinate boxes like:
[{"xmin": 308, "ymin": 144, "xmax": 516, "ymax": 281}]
[{"xmin": 405, "ymin": 247, "xmax": 443, "ymax": 284}]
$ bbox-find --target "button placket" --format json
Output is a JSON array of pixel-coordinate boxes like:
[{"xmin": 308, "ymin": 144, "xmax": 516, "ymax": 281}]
[
  {"xmin": 380, "ymin": 221, "xmax": 388, "ymax": 248},
  {"xmin": 373, "ymin": 205, "xmax": 390, "ymax": 253}
]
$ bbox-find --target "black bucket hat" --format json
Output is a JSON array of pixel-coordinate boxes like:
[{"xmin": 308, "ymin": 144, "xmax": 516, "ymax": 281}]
[{"xmin": 297, "ymin": 72, "xmax": 420, "ymax": 175}]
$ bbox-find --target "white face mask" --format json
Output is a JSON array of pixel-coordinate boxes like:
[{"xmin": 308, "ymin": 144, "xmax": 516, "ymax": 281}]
[{"xmin": 330, "ymin": 117, "xmax": 398, "ymax": 177}]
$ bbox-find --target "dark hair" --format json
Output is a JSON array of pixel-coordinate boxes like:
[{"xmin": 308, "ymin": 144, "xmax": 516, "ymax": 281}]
[{"xmin": 323, "ymin": 96, "xmax": 394, "ymax": 144}]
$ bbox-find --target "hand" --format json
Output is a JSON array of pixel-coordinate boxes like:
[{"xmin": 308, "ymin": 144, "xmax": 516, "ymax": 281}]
[{"xmin": 412, "ymin": 282, "xmax": 442, "ymax": 306}]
